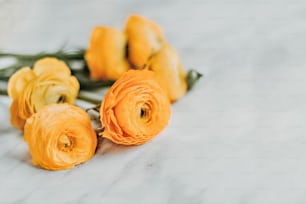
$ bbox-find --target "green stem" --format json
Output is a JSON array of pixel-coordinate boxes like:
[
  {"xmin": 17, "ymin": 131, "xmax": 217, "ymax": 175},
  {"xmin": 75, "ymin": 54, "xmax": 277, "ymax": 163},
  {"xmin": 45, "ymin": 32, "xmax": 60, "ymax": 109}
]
[
  {"xmin": 77, "ymin": 91, "xmax": 102, "ymax": 104},
  {"xmin": 186, "ymin": 69, "xmax": 203, "ymax": 90},
  {"xmin": 0, "ymin": 49, "xmax": 85, "ymax": 61},
  {"xmin": 0, "ymin": 49, "xmax": 86, "ymax": 79},
  {"xmin": 0, "ymin": 88, "xmax": 7, "ymax": 96}
]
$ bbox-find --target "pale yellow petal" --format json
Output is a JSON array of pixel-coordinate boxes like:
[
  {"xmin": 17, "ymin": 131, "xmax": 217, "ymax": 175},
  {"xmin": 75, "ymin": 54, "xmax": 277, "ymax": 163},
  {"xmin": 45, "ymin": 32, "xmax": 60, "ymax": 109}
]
[
  {"xmin": 33, "ymin": 57, "xmax": 71, "ymax": 78},
  {"xmin": 7, "ymin": 67, "xmax": 36, "ymax": 100}
]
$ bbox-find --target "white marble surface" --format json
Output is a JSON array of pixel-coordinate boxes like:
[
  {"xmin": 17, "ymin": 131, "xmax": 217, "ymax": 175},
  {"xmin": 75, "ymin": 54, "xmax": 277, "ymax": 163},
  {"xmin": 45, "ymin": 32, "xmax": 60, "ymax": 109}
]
[{"xmin": 1, "ymin": 0, "xmax": 306, "ymax": 203}]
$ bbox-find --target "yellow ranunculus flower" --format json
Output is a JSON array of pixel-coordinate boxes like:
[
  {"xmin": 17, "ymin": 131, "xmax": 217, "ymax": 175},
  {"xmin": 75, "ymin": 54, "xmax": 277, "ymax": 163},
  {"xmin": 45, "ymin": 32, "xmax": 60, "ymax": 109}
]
[
  {"xmin": 144, "ymin": 44, "xmax": 187, "ymax": 102},
  {"xmin": 24, "ymin": 103, "xmax": 97, "ymax": 170},
  {"xmin": 8, "ymin": 57, "xmax": 80, "ymax": 130},
  {"xmin": 124, "ymin": 15, "xmax": 165, "ymax": 69},
  {"xmin": 85, "ymin": 26, "xmax": 130, "ymax": 81},
  {"xmin": 100, "ymin": 70, "xmax": 171, "ymax": 145}
]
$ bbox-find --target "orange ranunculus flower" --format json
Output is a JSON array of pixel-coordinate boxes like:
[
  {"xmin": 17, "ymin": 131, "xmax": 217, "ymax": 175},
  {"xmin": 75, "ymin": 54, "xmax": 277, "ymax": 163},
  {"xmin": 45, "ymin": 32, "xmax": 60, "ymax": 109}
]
[
  {"xmin": 124, "ymin": 15, "xmax": 165, "ymax": 69},
  {"xmin": 85, "ymin": 26, "xmax": 130, "ymax": 81},
  {"xmin": 99, "ymin": 70, "xmax": 171, "ymax": 145},
  {"xmin": 24, "ymin": 103, "xmax": 97, "ymax": 170},
  {"xmin": 8, "ymin": 57, "xmax": 79, "ymax": 130},
  {"xmin": 144, "ymin": 44, "xmax": 187, "ymax": 102}
]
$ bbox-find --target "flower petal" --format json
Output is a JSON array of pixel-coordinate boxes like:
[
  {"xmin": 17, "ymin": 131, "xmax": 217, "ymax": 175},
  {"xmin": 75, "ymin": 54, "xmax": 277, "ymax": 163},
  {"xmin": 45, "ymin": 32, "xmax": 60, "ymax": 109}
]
[
  {"xmin": 33, "ymin": 57, "xmax": 71, "ymax": 78},
  {"xmin": 7, "ymin": 67, "xmax": 36, "ymax": 100},
  {"xmin": 10, "ymin": 99, "xmax": 26, "ymax": 130}
]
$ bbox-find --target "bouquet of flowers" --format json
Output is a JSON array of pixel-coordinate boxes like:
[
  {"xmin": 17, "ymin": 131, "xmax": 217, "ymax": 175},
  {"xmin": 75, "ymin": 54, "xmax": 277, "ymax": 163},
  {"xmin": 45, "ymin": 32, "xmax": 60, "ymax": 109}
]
[{"xmin": 0, "ymin": 15, "xmax": 202, "ymax": 170}]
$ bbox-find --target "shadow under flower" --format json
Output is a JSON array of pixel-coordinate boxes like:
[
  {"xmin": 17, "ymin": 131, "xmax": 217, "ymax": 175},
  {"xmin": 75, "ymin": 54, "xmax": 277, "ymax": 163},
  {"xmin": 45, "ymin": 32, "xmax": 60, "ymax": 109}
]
[{"xmin": 95, "ymin": 137, "xmax": 134, "ymax": 156}]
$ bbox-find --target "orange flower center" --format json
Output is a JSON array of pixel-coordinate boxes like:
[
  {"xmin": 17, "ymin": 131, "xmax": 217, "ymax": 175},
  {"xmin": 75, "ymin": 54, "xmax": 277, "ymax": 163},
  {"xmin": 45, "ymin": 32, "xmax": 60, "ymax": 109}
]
[
  {"xmin": 57, "ymin": 95, "xmax": 66, "ymax": 103},
  {"xmin": 140, "ymin": 108, "xmax": 146, "ymax": 118},
  {"xmin": 139, "ymin": 103, "xmax": 151, "ymax": 122},
  {"xmin": 58, "ymin": 133, "xmax": 74, "ymax": 152}
]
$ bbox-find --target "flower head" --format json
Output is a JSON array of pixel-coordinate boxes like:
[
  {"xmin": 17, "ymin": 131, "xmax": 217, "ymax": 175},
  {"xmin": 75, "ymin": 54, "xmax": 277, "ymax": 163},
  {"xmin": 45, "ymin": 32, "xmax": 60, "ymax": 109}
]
[
  {"xmin": 125, "ymin": 15, "xmax": 165, "ymax": 69},
  {"xmin": 8, "ymin": 57, "xmax": 79, "ymax": 130},
  {"xmin": 144, "ymin": 44, "xmax": 187, "ymax": 102},
  {"xmin": 85, "ymin": 26, "xmax": 130, "ymax": 80},
  {"xmin": 100, "ymin": 70, "xmax": 171, "ymax": 145},
  {"xmin": 24, "ymin": 103, "xmax": 97, "ymax": 170}
]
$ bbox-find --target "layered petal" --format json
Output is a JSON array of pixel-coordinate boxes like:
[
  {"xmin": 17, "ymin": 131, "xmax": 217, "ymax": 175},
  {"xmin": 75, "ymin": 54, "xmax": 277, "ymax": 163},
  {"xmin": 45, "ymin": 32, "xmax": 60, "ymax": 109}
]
[
  {"xmin": 10, "ymin": 99, "xmax": 26, "ymax": 130},
  {"xmin": 29, "ymin": 74, "xmax": 79, "ymax": 112},
  {"xmin": 33, "ymin": 57, "xmax": 71, "ymax": 78},
  {"xmin": 7, "ymin": 67, "xmax": 36, "ymax": 100},
  {"xmin": 100, "ymin": 70, "xmax": 171, "ymax": 145},
  {"xmin": 125, "ymin": 15, "xmax": 165, "ymax": 69},
  {"xmin": 85, "ymin": 26, "xmax": 129, "ymax": 80},
  {"xmin": 144, "ymin": 44, "xmax": 187, "ymax": 102},
  {"xmin": 24, "ymin": 104, "xmax": 97, "ymax": 170}
]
